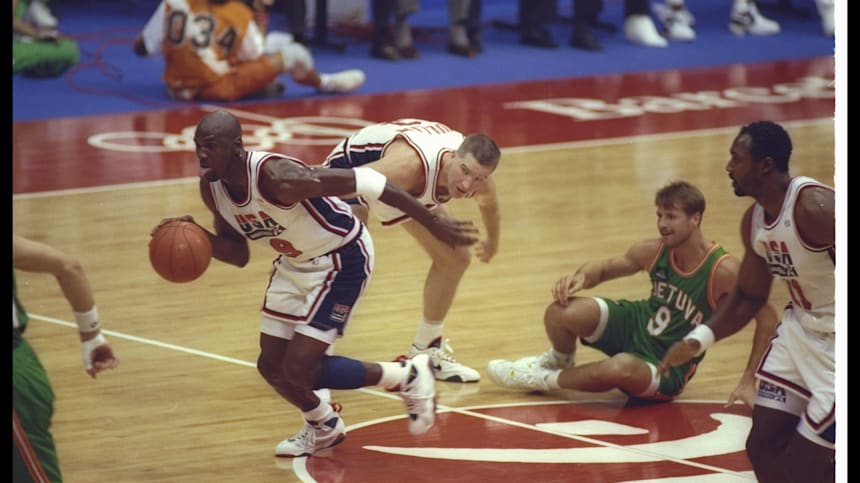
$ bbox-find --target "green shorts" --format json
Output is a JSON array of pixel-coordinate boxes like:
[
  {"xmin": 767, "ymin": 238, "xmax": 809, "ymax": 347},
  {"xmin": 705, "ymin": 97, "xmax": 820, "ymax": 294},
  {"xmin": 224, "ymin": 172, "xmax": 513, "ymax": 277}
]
[
  {"xmin": 13, "ymin": 37, "xmax": 79, "ymax": 78},
  {"xmin": 582, "ymin": 297, "xmax": 700, "ymax": 400},
  {"xmin": 13, "ymin": 336, "xmax": 61, "ymax": 482}
]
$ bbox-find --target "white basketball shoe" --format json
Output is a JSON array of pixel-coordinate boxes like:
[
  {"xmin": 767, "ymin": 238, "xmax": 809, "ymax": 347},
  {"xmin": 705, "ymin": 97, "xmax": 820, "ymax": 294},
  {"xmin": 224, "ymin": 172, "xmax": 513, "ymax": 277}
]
[
  {"xmin": 397, "ymin": 353, "xmax": 438, "ymax": 435},
  {"xmin": 408, "ymin": 337, "xmax": 481, "ymax": 383}
]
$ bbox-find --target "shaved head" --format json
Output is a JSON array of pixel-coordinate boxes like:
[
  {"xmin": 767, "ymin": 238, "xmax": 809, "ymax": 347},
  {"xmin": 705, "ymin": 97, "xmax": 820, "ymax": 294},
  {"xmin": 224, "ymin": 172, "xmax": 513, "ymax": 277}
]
[
  {"xmin": 194, "ymin": 110, "xmax": 246, "ymax": 181},
  {"xmin": 196, "ymin": 110, "xmax": 242, "ymax": 140}
]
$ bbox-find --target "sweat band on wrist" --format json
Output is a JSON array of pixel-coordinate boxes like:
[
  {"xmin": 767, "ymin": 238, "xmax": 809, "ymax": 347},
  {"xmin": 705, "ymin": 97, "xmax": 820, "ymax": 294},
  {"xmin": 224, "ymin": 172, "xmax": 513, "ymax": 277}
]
[
  {"xmin": 684, "ymin": 324, "xmax": 715, "ymax": 357},
  {"xmin": 74, "ymin": 307, "xmax": 101, "ymax": 333},
  {"xmin": 354, "ymin": 167, "xmax": 387, "ymax": 200}
]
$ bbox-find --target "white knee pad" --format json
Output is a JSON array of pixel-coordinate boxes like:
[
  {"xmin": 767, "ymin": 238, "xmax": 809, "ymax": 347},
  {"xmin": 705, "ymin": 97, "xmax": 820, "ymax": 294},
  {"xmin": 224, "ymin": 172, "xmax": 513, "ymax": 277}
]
[
  {"xmin": 279, "ymin": 42, "xmax": 314, "ymax": 77},
  {"xmin": 264, "ymin": 31, "xmax": 295, "ymax": 53}
]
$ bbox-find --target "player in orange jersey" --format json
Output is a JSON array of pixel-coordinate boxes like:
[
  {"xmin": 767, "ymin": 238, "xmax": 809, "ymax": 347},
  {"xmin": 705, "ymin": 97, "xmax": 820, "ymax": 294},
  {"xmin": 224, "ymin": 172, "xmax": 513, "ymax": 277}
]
[{"xmin": 132, "ymin": 0, "xmax": 365, "ymax": 102}]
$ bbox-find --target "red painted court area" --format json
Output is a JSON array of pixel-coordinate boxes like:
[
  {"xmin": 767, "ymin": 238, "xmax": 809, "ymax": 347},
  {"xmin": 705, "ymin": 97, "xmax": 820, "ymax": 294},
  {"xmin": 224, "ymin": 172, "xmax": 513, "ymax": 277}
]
[
  {"xmin": 12, "ymin": 57, "xmax": 834, "ymax": 195},
  {"xmin": 295, "ymin": 401, "xmax": 756, "ymax": 482}
]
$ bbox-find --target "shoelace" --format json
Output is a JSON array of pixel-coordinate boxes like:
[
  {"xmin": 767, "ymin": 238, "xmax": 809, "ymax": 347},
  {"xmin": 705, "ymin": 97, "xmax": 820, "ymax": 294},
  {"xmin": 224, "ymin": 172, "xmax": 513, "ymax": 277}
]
[
  {"xmin": 288, "ymin": 423, "xmax": 313, "ymax": 443},
  {"xmin": 428, "ymin": 339, "xmax": 460, "ymax": 363},
  {"xmin": 510, "ymin": 363, "xmax": 551, "ymax": 389}
]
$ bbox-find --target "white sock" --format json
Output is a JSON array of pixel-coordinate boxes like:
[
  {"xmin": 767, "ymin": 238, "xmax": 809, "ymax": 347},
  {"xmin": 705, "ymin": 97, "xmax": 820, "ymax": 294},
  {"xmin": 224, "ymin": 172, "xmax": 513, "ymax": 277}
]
[
  {"xmin": 318, "ymin": 73, "xmax": 333, "ymax": 91},
  {"xmin": 732, "ymin": 0, "xmax": 751, "ymax": 12},
  {"xmin": 551, "ymin": 348, "xmax": 574, "ymax": 367},
  {"xmin": 303, "ymin": 400, "xmax": 334, "ymax": 424},
  {"xmin": 413, "ymin": 319, "xmax": 443, "ymax": 349},
  {"xmin": 378, "ymin": 361, "xmax": 408, "ymax": 390},
  {"xmin": 545, "ymin": 370, "xmax": 562, "ymax": 390}
]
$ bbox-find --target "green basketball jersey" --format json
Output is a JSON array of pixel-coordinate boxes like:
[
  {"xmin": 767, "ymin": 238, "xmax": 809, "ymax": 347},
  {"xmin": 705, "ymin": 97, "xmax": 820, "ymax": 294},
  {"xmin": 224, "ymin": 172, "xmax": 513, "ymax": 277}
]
[{"xmin": 645, "ymin": 242, "xmax": 729, "ymax": 357}]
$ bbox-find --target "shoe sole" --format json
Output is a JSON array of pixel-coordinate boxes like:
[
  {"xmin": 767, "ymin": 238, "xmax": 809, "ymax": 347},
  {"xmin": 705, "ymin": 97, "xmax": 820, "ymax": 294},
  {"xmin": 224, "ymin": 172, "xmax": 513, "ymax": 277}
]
[
  {"xmin": 406, "ymin": 355, "xmax": 437, "ymax": 435},
  {"xmin": 437, "ymin": 373, "xmax": 480, "ymax": 383},
  {"xmin": 275, "ymin": 432, "xmax": 346, "ymax": 458}
]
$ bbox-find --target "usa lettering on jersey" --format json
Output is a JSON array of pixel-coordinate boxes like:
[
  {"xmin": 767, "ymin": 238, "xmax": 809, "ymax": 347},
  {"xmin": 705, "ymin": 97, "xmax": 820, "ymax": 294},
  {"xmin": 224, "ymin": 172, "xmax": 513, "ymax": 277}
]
[
  {"xmin": 235, "ymin": 211, "xmax": 284, "ymax": 240},
  {"xmin": 761, "ymin": 240, "xmax": 800, "ymax": 277}
]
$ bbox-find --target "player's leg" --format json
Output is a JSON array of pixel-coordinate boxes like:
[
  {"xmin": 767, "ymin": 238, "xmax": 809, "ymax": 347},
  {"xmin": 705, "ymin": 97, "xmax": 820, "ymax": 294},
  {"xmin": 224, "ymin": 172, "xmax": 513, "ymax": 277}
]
[
  {"xmin": 489, "ymin": 294, "xmax": 604, "ymax": 375},
  {"xmin": 541, "ymin": 295, "xmax": 605, "ymax": 361},
  {"xmin": 268, "ymin": 35, "xmax": 365, "ymax": 93},
  {"xmin": 747, "ymin": 396, "xmax": 835, "ymax": 482},
  {"xmin": 198, "ymin": 57, "xmax": 280, "ymax": 101},
  {"xmin": 748, "ymin": 311, "xmax": 835, "ymax": 482},
  {"xmin": 12, "ymin": 338, "xmax": 62, "ymax": 483},
  {"xmin": 400, "ymin": 209, "xmax": 480, "ymax": 383},
  {"xmin": 554, "ymin": 353, "xmax": 654, "ymax": 394},
  {"xmin": 488, "ymin": 298, "xmax": 658, "ymax": 394},
  {"xmin": 267, "ymin": 229, "xmax": 436, "ymax": 456},
  {"xmin": 746, "ymin": 403, "xmax": 801, "ymax": 482}
]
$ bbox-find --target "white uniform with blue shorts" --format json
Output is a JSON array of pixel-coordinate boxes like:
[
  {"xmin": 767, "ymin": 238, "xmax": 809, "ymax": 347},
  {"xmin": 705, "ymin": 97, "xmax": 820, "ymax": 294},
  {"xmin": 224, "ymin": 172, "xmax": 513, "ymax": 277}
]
[
  {"xmin": 323, "ymin": 118, "xmax": 465, "ymax": 226},
  {"xmin": 208, "ymin": 150, "xmax": 374, "ymax": 345},
  {"xmin": 750, "ymin": 176, "xmax": 835, "ymax": 449}
]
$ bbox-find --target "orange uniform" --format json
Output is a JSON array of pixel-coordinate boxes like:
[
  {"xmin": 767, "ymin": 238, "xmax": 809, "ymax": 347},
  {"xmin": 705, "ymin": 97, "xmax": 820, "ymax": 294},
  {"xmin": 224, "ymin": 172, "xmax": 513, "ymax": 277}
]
[{"xmin": 138, "ymin": 0, "xmax": 279, "ymax": 101}]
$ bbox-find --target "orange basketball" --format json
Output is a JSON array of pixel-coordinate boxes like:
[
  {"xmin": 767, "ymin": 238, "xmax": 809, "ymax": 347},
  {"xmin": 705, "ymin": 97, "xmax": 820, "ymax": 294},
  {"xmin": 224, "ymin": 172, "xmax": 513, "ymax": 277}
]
[{"xmin": 149, "ymin": 221, "xmax": 212, "ymax": 283}]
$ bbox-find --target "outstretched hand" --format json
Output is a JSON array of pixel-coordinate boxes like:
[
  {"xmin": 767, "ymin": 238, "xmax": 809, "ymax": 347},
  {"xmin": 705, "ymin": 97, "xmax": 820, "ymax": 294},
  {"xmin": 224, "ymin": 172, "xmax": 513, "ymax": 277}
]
[
  {"xmin": 430, "ymin": 216, "xmax": 479, "ymax": 247},
  {"xmin": 658, "ymin": 339, "xmax": 701, "ymax": 376}
]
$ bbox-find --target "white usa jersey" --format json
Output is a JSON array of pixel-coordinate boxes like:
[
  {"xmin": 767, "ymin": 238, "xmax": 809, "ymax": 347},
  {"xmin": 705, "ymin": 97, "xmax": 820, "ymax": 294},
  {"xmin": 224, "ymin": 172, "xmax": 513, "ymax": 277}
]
[
  {"xmin": 750, "ymin": 176, "xmax": 834, "ymax": 332},
  {"xmin": 208, "ymin": 151, "xmax": 361, "ymax": 263},
  {"xmin": 324, "ymin": 118, "xmax": 465, "ymax": 225}
]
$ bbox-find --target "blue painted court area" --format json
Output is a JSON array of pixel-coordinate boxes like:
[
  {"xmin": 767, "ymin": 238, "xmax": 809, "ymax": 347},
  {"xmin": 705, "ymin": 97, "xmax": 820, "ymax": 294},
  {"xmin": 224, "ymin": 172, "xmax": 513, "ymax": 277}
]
[{"xmin": 13, "ymin": 0, "xmax": 837, "ymax": 122}]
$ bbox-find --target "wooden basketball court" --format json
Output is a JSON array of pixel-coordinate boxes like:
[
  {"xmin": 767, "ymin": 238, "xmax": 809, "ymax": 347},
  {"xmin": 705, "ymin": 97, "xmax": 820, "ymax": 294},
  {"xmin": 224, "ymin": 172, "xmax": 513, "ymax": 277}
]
[{"xmin": 12, "ymin": 56, "xmax": 837, "ymax": 482}]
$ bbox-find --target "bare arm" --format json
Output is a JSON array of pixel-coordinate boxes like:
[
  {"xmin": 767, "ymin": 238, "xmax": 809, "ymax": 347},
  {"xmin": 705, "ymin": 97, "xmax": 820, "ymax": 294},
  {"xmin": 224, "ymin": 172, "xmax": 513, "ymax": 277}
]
[
  {"xmin": 13, "ymin": 234, "xmax": 95, "ymax": 314},
  {"xmin": 795, "ymin": 185, "xmax": 835, "ymax": 248},
  {"xmin": 473, "ymin": 177, "xmax": 500, "ymax": 263},
  {"xmin": 709, "ymin": 208, "xmax": 774, "ymax": 341},
  {"xmin": 260, "ymin": 159, "xmax": 478, "ymax": 247},
  {"xmin": 13, "ymin": 234, "xmax": 119, "ymax": 377},
  {"xmin": 551, "ymin": 239, "xmax": 658, "ymax": 306},
  {"xmin": 726, "ymin": 302, "xmax": 780, "ymax": 407},
  {"xmin": 199, "ymin": 175, "xmax": 252, "ymax": 267}
]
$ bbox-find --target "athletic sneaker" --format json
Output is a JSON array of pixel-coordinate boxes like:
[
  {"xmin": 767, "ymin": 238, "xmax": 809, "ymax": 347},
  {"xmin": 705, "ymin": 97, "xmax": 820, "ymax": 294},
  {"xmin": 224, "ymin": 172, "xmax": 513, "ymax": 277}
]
[
  {"xmin": 275, "ymin": 408, "xmax": 346, "ymax": 457},
  {"xmin": 652, "ymin": 2, "xmax": 696, "ymax": 42},
  {"xmin": 408, "ymin": 337, "xmax": 480, "ymax": 383},
  {"xmin": 398, "ymin": 353, "xmax": 437, "ymax": 435},
  {"xmin": 624, "ymin": 14, "xmax": 668, "ymax": 48},
  {"xmin": 511, "ymin": 349, "xmax": 572, "ymax": 371},
  {"xmin": 728, "ymin": 2, "xmax": 780, "ymax": 36},
  {"xmin": 486, "ymin": 359, "xmax": 559, "ymax": 392},
  {"xmin": 815, "ymin": 0, "xmax": 834, "ymax": 37},
  {"xmin": 24, "ymin": 1, "xmax": 58, "ymax": 30},
  {"xmin": 317, "ymin": 69, "xmax": 366, "ymax": 93}
]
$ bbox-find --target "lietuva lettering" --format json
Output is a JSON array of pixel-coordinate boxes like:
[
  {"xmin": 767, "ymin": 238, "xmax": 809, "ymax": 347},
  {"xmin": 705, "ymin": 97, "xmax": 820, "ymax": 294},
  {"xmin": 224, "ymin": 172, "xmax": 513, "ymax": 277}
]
[{"xmin": 651, "ymin": 281, "xmax": 704, "ymax": 325}]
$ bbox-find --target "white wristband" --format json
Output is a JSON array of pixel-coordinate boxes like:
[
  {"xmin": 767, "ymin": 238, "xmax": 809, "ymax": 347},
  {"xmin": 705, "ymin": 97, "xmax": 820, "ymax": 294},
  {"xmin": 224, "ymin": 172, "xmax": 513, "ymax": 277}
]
[
  {"xmin": 74, "ymin": 307, "xmax": 101, "ymax": 333},
  {"xmin": 354, "ymin": 167, "xmax": 387, "ymax": 200},
  {"xmin": 81, "ymin": 332, "xmax": 108, "ymax": 372},
  {"xmin": 684, "ymin": 324, "xmax": 715, "ymax": 357}
]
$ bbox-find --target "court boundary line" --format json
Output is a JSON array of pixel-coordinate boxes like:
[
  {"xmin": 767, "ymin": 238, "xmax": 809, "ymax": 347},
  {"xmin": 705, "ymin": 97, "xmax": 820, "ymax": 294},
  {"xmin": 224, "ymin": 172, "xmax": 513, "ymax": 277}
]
[{"xmin": 30, "ymin": 312, "xmax": 755, "ymax": 479}]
